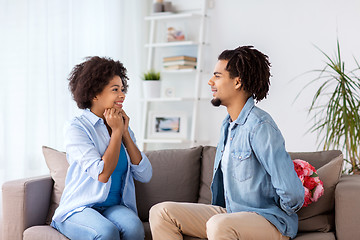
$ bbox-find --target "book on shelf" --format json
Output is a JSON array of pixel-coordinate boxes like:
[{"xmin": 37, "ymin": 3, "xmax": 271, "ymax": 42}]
[
  {"xmin": 163, "ymin": 55, "xmax": 197, "ymax": 62},
  {"xmin": 163, "ymin": 65, "xmax": 196, "ymax": 70},
  {"xmin": 163, "ymin": 60, "xmax": 197, "ymax": 67}
]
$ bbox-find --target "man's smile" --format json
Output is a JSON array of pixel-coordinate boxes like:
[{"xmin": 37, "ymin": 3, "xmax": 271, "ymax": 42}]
[{"xmin": 211, "ymin": 88, "xmax": 217, "ymax": 96}]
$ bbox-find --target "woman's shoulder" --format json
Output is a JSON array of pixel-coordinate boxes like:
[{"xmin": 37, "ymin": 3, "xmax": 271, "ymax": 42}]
[
  {"xmin": 64, "ymin": 111, "xmax": 95, "ymax": 134},
  {"xmin": 65, "ymin": 115, "xmax": 85, "ymax": 129}
]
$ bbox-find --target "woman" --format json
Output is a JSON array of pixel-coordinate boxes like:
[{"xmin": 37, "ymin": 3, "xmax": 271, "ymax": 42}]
[{"xmin": 51, "ymin": 56, "xmax": 152, "ymax": 240}]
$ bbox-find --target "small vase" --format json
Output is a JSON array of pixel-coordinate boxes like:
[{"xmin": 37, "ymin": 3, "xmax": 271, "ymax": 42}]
[
  {"xmin": 153, "ymin": 2, "xmax": 163, "ymax": 13},
  {"xmin": 143, "ymin": 80, "xmax": 161, "ymax": 98}
]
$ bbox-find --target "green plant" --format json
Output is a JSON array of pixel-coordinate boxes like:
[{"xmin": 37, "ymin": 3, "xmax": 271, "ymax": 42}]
[
  {"xmin": 297, "ymin": 39, "xmax": 360, "ymax": 174},
  {"xmin": 142, "ymin": 69, "xmax": 160, "ymax": 80}
]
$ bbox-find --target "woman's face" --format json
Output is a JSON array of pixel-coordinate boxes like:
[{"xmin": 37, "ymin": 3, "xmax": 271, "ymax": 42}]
[{"xmin": 91, "ymin": 75, "xmax": 126, "ymax": 114}]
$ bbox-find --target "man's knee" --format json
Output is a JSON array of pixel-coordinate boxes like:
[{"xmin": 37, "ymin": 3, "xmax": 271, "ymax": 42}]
[
  {"xmin": 149, "ymin": 201, "xmax": 177, "ymax": 221},
  {"xmin": 206, "ymin": 214, "xmax": 232, "ymax": 237}
]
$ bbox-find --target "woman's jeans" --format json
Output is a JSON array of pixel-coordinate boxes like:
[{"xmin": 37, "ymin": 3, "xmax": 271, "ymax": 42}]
[{"xmin": 51, "ymin": 205, "xmax": 144, "ymax": 240}]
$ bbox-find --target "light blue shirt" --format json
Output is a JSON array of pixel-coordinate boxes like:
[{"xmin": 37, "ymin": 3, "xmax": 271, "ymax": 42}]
[
  {"xmin": 211, "ymin": 97, "xmax": 304, "ymax": 239},
  {"xmin": 52, "ymin": 109, "xmax": 152, "ymax": 223}
]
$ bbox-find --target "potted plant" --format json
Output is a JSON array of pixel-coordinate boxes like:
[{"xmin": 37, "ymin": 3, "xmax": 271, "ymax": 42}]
[
  {"xmin": 296, "ymin": 39, "xmax": 360, "ymax": 174},
  {"xmin": 142, "ymin": 69, "xmax": 161, "ymax": 99}
]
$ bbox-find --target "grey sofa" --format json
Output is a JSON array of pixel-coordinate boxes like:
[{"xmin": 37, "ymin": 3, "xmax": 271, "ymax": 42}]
[{"xmin": 2, "ymin": 145, "xmax": 360, "ymax": 240}]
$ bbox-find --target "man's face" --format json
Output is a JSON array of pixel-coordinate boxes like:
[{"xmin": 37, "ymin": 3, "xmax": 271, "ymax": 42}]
[{"xmin": 208, "ymin": 60, "xmax": 240, "ymax": 107}]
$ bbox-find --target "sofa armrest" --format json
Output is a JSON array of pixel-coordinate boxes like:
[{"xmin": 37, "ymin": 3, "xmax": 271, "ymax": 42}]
[
  {"xmin": 2, "ymin": 175, "xmax": 53, "ymax": 240},
  {"xmin": 335, "ymin": 174, "xmax": 360, "ymax": 240}
]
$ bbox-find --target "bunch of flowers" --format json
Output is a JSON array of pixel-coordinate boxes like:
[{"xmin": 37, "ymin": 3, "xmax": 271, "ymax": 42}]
[{"xmin": 293, "ymin": 159, "xmax": 324, "ymax": 207}]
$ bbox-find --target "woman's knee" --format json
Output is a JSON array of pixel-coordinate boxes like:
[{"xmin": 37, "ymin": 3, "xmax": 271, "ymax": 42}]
[
  {"xmin": 98, "ymin": 223, "xmax": 120, "ymax": 240},
  {"xmin": 55, "ymin": 210, "xmax": 120, "ymax": 240},
  {"xmin": 121, "ymin": 215, "xmax": 144, "ymax": 240}
]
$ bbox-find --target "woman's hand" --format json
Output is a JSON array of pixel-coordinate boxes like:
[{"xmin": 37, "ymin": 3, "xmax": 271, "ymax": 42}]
[
  {"xmin": 103, "ymin": 108, "xmax": 124, "ymax": 134},
  {"xmin": 120, "ymin": 109, "xmax": 130, "ymax": 133},
  {"xmin": 99, "ymin": 108, "xmax": 123, "ymax": 183},
  {"xmin": 118, "ymin": 109, "xmax": 142, "ymax": 165}
]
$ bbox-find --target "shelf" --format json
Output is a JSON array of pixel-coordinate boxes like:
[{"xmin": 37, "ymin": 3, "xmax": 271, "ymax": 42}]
[
  {"xmin": 162, "ymin": 68, "xmax": 196, "ymax": 73},
  {"xmin": 142, "ymin": 0, "xmax": 208, "ymax": 150},
  {"xmin": 141, "ymin": 97, "xmax": 197, "ymax": 102},
  {"xmin": 145, "ymin": 12, "xmax": 203, "ymax": 21},
  {"xmin": 141, "ymin": 97, "xmax": 212, "ymax": 102},
  {"xmin": 142, "ymin": 139, "xmax": 210, "ymax": 145},
  {"xmin": 142, "ymin": 138, "xmax": 189, "ymax": 144},
  {"xmin": 145, "ymin": 41, "xmax": 199, "ymax": 48}
]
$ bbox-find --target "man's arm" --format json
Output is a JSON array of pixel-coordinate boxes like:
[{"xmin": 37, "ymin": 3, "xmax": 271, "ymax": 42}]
[{"xmin": 251, "ymin": 121, "xmax": 304, "ymax": 214}]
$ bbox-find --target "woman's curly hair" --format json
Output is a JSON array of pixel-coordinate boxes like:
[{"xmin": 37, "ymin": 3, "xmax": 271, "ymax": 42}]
[
  {"xmin": 68, "ymin": 56, "xmax": 129, "ymax": 109},
  {"xmin": 218, "ymin": 46, "xmax": 271, "ymax": 102}
]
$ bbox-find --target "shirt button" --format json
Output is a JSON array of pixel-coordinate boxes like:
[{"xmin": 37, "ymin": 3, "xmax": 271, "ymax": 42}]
[
  {"xmin": 239, "ymin": 156, "xmax": 242, "ymax": 159},
  {"xmin": 230, "ymin": 137, "xmax": 233, "ymax": 141}
]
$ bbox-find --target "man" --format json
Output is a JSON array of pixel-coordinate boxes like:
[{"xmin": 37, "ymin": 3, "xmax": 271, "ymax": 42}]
[{"xmin": 149, "ymin": 46, "xmax": 305, "ymax": 240}]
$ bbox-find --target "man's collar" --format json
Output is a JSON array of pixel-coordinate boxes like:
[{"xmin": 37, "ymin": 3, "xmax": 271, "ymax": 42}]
[
  {"xmin": 234, "ymin": 96, "xmax": 255, "ymax": 125},
  {"xmin": 83, "ymin": 109, "xmax": 103, "ymax": 126},
  {"xmin": 224, "ymin": 96, "xmax": 255, "ymax": 126}
]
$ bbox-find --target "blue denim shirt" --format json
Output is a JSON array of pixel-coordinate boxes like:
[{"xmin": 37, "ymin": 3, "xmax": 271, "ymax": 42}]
[
  {"xmin": 52, "ymin": 109, "xmax": 152, "ymax": 223},
  {"xmin": 211, "ymin": 97, "xmax": 304, "ymax": 239}
]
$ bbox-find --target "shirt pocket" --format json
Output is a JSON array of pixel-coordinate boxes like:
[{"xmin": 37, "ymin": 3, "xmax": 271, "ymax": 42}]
[{"xmin": 231, "ymin": 151, "xmax": 252, "ymax": 182}]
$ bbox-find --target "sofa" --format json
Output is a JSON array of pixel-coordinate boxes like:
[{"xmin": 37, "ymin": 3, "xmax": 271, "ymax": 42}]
[{"xmin": 2, "ymin": 145, "xmax": 360, "ymax": 240}]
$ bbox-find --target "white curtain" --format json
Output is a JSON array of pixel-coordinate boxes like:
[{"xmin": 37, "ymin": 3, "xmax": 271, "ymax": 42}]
[{"xmin": 0, "ymin": 0, "xmax": 149, "ymax": 200}]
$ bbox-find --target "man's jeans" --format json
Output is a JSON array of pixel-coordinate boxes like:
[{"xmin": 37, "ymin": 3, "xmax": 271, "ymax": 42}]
[{"xmin": 51, "ymin": 205, "xmax": 144, "ymax": 240}]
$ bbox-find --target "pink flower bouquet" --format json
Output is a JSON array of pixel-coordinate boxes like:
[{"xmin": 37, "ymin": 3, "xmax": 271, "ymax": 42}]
[{"xmin": 293, "ymin": 159, "xmax": 324, "ymax": 207}]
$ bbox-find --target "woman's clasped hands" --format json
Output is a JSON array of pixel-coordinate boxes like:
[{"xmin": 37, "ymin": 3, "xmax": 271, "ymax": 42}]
[{"xmin": 103, "ymin": 108, "xmax": 129, "ymax": 135}]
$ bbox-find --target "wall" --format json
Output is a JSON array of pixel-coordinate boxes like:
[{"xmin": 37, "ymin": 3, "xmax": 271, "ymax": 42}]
[
  {"xmin": 140, "ymin": 0, "xmax": 360, "ymax": 152},
  {"xmin": 208, "ymin": 0, "xmax": 360, "ymax": 152}
]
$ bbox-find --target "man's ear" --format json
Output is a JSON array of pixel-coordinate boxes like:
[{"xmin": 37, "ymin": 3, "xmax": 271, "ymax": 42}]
[{"xmin": 235, "ymin": 77, "xmax": 242, "ymax": 90}]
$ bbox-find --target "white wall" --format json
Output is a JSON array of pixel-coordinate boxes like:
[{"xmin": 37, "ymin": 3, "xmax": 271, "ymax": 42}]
[{"xmin": 161, "ymin": 0, "xmax": 360, "ymax": 152}]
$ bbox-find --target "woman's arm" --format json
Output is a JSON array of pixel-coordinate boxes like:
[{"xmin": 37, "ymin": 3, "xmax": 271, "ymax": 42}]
[
  {"xmin": 98, "ymin": 108, "xmax": 124, "ymax": 183},
  {"xmin": 118, "ymin": 109, "xmax": 152, "ymax": 182},
  {"xmin": 120, "ymin": 109, "xmax": 142, "ymax": 165}
]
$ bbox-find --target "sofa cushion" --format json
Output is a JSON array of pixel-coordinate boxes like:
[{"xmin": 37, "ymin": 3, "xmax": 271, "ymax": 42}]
[
  {"xmin": 297, "ymin": 214, "xmax": 334, "ymax": 232},
  {"xmin": 334, "ymin": 175, "xmax": 360, "ymax": 240},
  {"xmin": 135, "ymin": 146, "xmax": 203, "ymax": 221},
  {"xmin": 198, "ymin": 146, "xmax": 216, "ymax": 204},
  {"xmin": 24, "ymin": 225, "xmax": 69, "ymax": 240},
  {"xmin": 293, "ymin": 232, "xmax": 336, "ymax": 240},
  {"xmin": 289, "ymin": 151, "xmax": 343, "ymax": 232},
  {"xmin": 42, "ymin": 146, "xmax": 69, "ymax": 225},
  {"xmin": 289, "ymin": 151, "xmax": 342, "ymax": 170}
]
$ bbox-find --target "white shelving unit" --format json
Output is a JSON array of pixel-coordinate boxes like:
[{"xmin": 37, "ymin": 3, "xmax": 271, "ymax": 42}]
[{"xmin": 140, "ymin": 0, "xmax": 208, "ymax": 150}]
